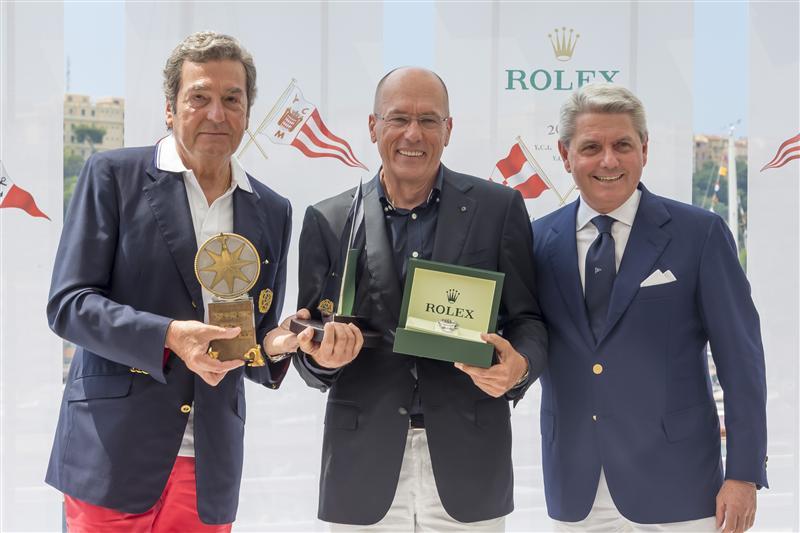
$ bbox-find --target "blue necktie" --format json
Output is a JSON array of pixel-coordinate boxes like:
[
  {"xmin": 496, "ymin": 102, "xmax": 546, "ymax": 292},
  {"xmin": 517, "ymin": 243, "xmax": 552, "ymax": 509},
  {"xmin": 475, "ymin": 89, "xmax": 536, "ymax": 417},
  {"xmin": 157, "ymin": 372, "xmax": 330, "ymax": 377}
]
[{"xmin": 585, "ymin": 215, "xmax": 616, "ymax": 342}]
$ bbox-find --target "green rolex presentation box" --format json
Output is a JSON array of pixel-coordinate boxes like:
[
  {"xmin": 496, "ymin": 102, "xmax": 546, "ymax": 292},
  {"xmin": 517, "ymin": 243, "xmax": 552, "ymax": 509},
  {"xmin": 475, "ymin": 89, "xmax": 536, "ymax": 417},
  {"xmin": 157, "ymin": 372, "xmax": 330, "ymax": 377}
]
[{"xmin": 393, "ymin": 258, "xmax": 505, "ymax": 368}]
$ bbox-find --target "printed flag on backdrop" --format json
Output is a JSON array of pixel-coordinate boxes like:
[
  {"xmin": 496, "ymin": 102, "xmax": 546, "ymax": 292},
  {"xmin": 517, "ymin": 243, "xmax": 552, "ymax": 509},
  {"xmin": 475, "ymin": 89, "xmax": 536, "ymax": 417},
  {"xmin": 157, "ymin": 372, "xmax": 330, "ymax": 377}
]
[
  {"xmin": 489, "ymin": 142, "xmax": 549, "ymax": 199},
  {"xmin": 256, "ymin": 80, "xmax": 367, "ymax": 170},
  {"xmin": 0, "ymin": 161, "xmax": 50, "ymax": 220},
  {"xmin": 761, "ymin": 133, "xmax": 800, "ymax": 171}
]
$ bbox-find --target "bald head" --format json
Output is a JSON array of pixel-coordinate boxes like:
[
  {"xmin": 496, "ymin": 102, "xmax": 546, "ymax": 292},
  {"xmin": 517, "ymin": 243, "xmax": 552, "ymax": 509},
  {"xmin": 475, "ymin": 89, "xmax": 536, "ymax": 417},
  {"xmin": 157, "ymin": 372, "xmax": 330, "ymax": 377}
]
[
  {"xmin": 368, "ymin": 66, "xmax": 453, "ymax": 191},
  {"xmin": 373, "ymin": 67, "xmax": 450, "ymax": 116}
]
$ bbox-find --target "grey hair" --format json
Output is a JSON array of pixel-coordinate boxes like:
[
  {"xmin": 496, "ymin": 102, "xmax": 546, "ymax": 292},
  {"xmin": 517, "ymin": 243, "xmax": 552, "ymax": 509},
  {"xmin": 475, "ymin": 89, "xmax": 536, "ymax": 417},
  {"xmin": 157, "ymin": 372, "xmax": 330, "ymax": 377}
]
[
  {"xmin": 163, "ymin": 31, "xmax": 257, "ymax": 117},
  {"xmin": 558, "ymin": 83, "xmax": 648, "ymax": 146}
]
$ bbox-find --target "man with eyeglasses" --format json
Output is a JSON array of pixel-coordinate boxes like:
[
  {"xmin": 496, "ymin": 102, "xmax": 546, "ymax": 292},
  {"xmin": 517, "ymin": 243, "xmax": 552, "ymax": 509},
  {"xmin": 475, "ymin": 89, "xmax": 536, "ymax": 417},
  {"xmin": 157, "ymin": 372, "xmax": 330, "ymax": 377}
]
[{"xmin": 292, "ymin": 67, "xmax": 548, "ymax": 530}]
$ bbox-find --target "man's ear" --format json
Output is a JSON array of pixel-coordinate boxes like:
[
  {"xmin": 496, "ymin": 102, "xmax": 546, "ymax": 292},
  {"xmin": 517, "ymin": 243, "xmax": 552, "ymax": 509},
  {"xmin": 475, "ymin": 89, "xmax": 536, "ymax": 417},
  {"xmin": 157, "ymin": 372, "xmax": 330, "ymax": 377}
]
[
  {"xmin": 368, "ymin": 114, "xmax": 377, "ymax": 143},
  {"xmin": 641, "ymin": 136, "xmax": 649, "ymax": 167},
  {"xmin": 165, "ymin": 99, "xmax": 174, "ymax": 129},
  {"xmin": 557, "ymin": 140, "xmax": 571, "ymax": 172}
]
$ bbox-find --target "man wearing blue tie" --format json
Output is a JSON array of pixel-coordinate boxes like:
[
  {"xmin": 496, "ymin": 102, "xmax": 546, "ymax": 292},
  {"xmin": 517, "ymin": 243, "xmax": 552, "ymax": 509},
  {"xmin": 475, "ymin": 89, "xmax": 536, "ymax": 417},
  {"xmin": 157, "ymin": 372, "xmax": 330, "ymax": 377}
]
[{"xmin": 532, "ymin": 84, "xmax": 767, "ymax": 532}]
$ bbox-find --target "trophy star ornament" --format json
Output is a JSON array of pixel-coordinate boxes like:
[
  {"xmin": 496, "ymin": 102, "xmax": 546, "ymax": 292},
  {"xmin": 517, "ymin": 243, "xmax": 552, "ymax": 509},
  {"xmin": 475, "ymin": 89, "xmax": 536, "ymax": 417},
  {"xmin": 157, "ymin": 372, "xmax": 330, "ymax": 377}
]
[
  {"xmin": 199, "ymin": 235, "xmax": 256, "ymax": 296},
  {"xmin": 194, "ymin": 233, "xmax": 265, "ymax": 366}
]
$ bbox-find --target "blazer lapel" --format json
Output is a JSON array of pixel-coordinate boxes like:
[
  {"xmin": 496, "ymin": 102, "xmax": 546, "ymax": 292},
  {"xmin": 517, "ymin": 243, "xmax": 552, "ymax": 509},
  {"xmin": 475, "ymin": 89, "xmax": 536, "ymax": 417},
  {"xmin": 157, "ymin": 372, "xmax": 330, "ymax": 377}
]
[
  {"xmin": 143, "ymin": 164, "xmax": 203, "ymax": 315},
  {"xmin": 598, "ymin": 185, "xmax": 671, "ymax": 344},
  {"xmin": 233, "ymin": 182, "xmax": 267, "ymax": 274},
  {"xmin": 545, "ymin": 201, "xmax": 596, "ymax": 349},
  {"xmin": 431, "ymin": 167, "xmax": 476, "ymax": 264},
  {"xmin": 362, "ymin": 176, "xmax": 403, "ymax": 328}
]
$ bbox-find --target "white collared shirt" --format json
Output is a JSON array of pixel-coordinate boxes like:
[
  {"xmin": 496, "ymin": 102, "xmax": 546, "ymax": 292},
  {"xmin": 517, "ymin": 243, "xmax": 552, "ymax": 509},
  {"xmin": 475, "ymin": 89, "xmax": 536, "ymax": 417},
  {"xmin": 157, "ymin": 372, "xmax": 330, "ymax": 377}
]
[
  {"xmin": 576, "ymin": 188, "xmax": 642, "ymax": 294},
  {"xmin": 155, "ymin": 134, "xmax": 252, "ymax": 457}
]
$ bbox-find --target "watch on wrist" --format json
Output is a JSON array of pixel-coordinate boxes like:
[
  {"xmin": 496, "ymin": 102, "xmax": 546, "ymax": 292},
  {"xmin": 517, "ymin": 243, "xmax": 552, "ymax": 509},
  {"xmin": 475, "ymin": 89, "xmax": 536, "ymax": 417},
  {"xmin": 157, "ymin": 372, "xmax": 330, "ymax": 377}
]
[
  {"xmin": 266, "ymin": 351, "xmax": 293, "ymax": 364},
  {"xmin": 513, "ymin": 366, "xmax": 529, "ymax": 388}
]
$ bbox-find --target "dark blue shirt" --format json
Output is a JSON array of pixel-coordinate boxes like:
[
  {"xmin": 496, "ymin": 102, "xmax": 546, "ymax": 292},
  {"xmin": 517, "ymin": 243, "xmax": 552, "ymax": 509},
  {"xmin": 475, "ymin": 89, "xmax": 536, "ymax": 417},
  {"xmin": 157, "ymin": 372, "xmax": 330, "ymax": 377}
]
[
  {"xmin": 376, "ymin": 166, "xmax": 444, "ymax": 422},
  {"xmin": 375, "ymin": 166, "xmax": 443, "ymax": 283}
]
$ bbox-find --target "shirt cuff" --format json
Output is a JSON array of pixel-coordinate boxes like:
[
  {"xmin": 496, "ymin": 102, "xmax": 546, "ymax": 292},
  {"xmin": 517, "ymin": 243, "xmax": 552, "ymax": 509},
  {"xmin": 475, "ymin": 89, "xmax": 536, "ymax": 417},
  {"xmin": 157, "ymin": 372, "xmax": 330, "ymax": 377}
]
[{"xmin": 302, "ymin": 353, "xmax": 340, "ymax": 375}]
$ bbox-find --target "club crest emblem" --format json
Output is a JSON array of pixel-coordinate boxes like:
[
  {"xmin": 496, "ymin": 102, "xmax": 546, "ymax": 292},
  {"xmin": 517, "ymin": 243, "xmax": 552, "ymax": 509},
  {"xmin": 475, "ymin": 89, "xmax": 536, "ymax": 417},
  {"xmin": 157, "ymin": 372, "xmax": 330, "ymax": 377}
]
[
  {"xmin": 318, "ymin": 298, "xmax": 335, "ymax": 316},
  {"xmin": 258, "ymin": 288, "xmax": 273, "ymax": 314}
]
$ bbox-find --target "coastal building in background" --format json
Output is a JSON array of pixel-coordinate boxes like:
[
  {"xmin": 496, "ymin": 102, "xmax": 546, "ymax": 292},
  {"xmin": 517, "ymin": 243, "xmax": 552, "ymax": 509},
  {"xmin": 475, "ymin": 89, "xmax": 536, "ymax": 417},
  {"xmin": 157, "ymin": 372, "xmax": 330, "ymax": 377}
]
[
  {"xmin": 694, "ymin": 134, "xmax": 747, "ymax": 173},
  {"xmin": 62, "ymin": 93, "xmax": 125, "ymax": 381},
  {"xmin": 63, "ymin": 94, "xmax": 124, "ymax": 158}
]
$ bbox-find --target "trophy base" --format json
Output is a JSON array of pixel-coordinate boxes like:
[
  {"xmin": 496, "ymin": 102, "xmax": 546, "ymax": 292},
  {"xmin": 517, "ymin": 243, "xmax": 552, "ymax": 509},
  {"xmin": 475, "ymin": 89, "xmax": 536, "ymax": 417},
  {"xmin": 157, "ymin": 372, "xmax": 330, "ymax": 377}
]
[
  {"xmin": 208, "ymin": 299, "xmax": 266, "ymax": 366},
  {"xmin": 290, "ymin": 315, "xmax": 381, "ymax": 348}
]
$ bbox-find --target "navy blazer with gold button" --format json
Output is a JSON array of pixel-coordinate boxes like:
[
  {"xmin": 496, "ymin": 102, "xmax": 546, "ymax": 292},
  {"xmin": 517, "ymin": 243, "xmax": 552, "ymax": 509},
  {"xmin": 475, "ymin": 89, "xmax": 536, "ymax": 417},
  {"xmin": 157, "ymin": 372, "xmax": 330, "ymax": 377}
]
[
  {"xmin": 46, "ymin": 146, "xmax": 291, "ymax": 524},
  {"xmin": 533, "ymin": 183, "xmax": 768, "ymax": 524}
]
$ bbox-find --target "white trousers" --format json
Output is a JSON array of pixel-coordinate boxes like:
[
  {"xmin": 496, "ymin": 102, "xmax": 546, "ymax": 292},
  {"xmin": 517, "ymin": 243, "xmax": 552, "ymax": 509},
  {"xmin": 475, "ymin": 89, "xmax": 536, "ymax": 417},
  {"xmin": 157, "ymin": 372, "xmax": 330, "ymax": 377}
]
[
  {"xmin": 330, "ymin": 428, "xmax": 506, "ymax": 532},
  {"xmin": 553, "ymin": 470, "xmax": 717, "ymax": 532}
]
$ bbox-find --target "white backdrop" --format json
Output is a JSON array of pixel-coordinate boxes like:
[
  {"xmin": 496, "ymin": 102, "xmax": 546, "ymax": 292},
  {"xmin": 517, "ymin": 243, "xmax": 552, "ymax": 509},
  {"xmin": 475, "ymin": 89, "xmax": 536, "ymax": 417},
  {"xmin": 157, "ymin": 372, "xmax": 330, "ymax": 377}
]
[
  {"xmin": 0, "ymin": 2, "xmax": 65, "ymax": 531},
  {"xmin": 747, "ymin": 1, "xmax": 800, "ymax": 529},
  {"xmin": 0, "ymin": 1, "xmax": 797, "ymax": 531}
]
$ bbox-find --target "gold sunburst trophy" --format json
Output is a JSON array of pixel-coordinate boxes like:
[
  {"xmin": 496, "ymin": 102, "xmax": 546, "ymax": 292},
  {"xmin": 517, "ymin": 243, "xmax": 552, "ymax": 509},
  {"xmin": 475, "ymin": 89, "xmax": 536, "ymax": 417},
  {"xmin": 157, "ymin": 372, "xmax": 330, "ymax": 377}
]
[{"xmin": 194, "ymin": 233, "xmax": 265, "ymax": 366}]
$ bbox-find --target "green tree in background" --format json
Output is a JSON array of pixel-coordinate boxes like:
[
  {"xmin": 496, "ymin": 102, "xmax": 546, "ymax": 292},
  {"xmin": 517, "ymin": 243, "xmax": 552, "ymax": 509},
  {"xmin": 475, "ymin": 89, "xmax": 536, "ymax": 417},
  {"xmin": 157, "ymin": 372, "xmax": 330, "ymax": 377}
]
[
  {"xmin": 63, "ymin": 152, "xmax": 85, "ymax": 218},
  {"xmin": 692, "ymin": 155, "xmax": 748, "ymax": 268},
  {"xmin": 73, "ymin": 125, "xmax": 106, "ymax": 150}
]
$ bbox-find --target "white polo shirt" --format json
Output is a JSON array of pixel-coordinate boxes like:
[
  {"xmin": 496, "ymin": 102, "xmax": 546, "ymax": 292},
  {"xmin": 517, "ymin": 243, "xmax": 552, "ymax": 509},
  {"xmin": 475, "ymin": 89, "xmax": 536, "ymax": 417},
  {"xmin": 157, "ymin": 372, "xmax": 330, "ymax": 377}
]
[{"xmin": 155, "ymin": 134, "xmax": 252, "ymax": 457}]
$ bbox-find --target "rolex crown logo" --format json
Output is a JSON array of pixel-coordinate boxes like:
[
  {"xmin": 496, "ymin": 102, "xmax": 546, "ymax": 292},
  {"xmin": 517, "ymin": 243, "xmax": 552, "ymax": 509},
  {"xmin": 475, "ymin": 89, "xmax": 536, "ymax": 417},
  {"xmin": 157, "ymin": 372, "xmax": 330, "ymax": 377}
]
[
  {"xmin": 446, "ymin": 289, "xmax": 460, "ymax": 304},
  {"xmin": 548, "ymin": 27, "xmax": 579, "ymax": 62}
]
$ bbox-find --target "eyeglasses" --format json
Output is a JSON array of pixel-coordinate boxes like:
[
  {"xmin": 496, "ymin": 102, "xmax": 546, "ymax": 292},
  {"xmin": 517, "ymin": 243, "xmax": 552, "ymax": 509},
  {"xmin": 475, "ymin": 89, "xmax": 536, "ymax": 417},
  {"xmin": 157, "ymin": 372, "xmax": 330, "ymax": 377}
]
[{"xmin": 375, "ymin": 114, "xmax": 449, "ymax": 131}]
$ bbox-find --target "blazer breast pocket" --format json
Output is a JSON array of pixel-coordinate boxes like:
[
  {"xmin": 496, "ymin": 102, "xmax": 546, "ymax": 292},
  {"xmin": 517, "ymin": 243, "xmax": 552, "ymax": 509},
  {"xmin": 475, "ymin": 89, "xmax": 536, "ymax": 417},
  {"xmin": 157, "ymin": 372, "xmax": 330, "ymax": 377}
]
[
  {"xmin": 459, "ymin": 247, "xmax": 494, "ymax": 269},
  {"xmin": 636, "ymin": 280, "xmax": 678, "ymax": 301}
]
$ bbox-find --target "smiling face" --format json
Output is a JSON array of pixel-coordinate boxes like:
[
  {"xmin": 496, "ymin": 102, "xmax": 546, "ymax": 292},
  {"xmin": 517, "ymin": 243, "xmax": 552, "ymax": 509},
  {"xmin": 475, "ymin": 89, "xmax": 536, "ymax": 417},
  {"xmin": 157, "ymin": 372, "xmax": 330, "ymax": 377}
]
[
  {"xmin": 368, "ymin": 68, "xmax": 452, "ymax": 186},
  {"xmin": 165, "ymin": 59, "xmax": 248, "ymax": 170},
  {"xmin": 558, "ymin": 112, "xmax": 648, "ymax": 213}
]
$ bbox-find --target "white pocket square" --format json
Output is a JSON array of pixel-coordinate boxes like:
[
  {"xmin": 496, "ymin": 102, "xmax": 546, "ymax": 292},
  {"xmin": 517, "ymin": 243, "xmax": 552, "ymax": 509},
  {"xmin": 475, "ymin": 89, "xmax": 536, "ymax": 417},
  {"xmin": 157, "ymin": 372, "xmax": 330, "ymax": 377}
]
[{"xmin": 640, "ymin": 269, "xmax": 677, "ymax": 287}]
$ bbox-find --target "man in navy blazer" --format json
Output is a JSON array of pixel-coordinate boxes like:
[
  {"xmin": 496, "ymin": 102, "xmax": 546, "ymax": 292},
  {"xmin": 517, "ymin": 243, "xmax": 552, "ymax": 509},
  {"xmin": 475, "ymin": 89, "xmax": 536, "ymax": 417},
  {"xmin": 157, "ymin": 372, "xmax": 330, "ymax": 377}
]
[
  {"xmin": 46, "ymin": 32, "xmax": 299, "ymax": 530},
  {"xmin": 532, "ymin": 84, "xmax": 767, "ymax": 532}
]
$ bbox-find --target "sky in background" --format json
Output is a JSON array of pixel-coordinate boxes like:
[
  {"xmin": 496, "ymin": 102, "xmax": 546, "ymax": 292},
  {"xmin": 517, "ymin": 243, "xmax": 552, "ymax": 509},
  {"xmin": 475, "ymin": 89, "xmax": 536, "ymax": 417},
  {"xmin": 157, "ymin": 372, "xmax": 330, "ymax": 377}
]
[
  {"xmin": 65, "ymin": 1, "xmax": 750, "ymax": 136},
  {"xmin": 64, "ymin": 2, "xmax": 125, "ymax": 97},
  {"xmin": 694, "ymin": 1, "xmax": 749, "ymax": 137}
]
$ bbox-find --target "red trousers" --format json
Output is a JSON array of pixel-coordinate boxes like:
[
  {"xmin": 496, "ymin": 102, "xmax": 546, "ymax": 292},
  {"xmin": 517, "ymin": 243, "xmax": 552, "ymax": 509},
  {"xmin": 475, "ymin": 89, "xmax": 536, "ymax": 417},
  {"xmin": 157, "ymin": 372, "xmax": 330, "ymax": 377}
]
[{"xmin": 65, "ymin": 457, "xmax": 232, "ymax": 533}]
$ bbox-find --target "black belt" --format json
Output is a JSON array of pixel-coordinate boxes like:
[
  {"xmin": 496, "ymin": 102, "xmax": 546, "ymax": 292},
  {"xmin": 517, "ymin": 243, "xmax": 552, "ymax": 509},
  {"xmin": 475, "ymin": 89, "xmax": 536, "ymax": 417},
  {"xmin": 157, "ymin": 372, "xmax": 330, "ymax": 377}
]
[{"xmin": 409, "ymin": 414, "xmax": 425, "ymax": 429}]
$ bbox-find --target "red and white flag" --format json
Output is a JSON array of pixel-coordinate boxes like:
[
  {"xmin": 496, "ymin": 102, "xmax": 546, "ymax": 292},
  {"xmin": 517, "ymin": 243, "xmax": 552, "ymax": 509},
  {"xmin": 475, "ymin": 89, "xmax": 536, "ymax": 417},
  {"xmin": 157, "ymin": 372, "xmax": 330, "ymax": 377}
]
[
  {"xmin": 489, "ymin": 142, "xmax": 548, "ymax": 199},
  {"xmin": 257, "ymin": 80, "xmax": 367, "ymax": 170},
  {"xmin": 761, "ymin": 133, "xmax": 800, "ymax": 171},
  {"xmin": 0, "ymin": 161, "xmax": 50, "ymax": 220}
]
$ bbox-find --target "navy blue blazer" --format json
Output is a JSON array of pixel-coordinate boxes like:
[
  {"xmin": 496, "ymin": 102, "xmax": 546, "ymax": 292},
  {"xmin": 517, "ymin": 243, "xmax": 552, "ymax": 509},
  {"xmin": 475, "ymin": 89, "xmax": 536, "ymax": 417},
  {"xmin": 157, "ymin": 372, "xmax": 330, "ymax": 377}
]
[
  {"xmin": 532, "ymin": 184, "xmax": 767, "ymax": 524},
  {"xmin": 46, "ymin": 146, "xmax": 292, "ymax": 524}
]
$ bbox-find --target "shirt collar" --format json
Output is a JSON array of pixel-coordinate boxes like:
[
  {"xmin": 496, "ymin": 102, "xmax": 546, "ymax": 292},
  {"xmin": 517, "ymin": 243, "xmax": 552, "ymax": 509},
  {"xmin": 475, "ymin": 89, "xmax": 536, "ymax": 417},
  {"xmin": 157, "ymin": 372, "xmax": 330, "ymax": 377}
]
[
  {"xmin": 576, "ymin": 186, "xmax": 642, "ymax": 232},
  {"xmin": 377, "ymin": 165, "xmax": 444, "ymax": 212},
  {"xmin": 155, "ymin": 134, "xmax": 252, "ymax": 193}
]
